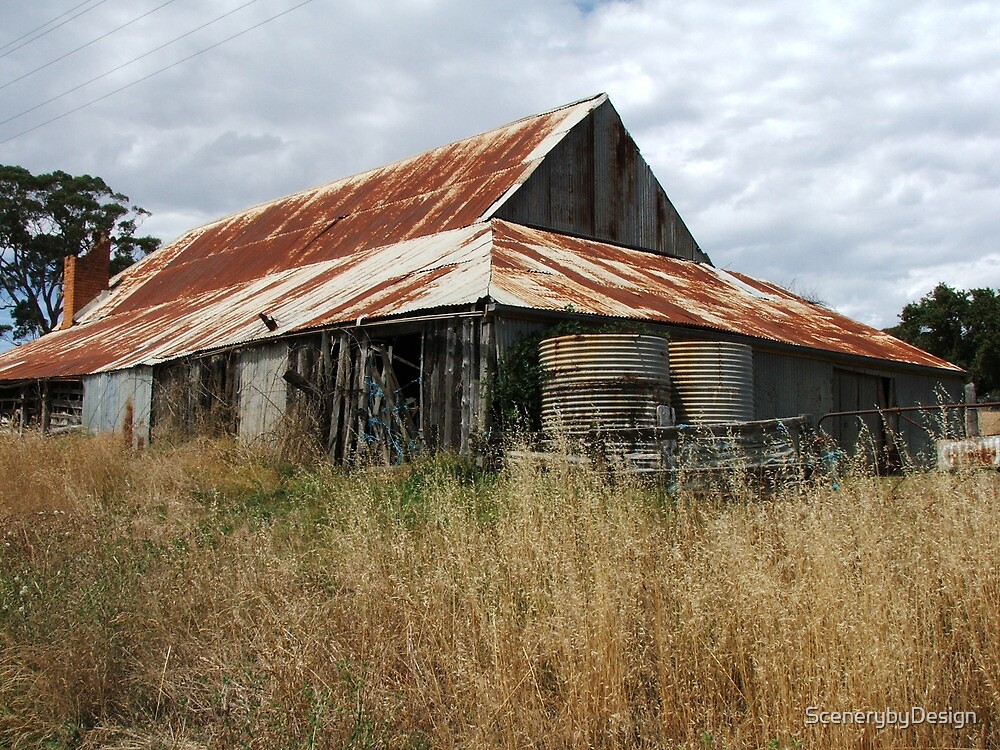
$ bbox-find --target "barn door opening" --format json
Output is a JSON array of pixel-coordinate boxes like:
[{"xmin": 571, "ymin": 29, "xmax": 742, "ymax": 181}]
[
  {"xmin": 325, "ymin": 330, "xmax": 421, "ymax": 464},
  {"xmin": 832, "ymin": 369, "xmax": 897, "ymax": 471}
]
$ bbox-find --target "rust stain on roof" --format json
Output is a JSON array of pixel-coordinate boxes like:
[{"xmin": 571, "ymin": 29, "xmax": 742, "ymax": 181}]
[
  {"xmin": 96, "ymin": 96, "xmax": 602, "ymax": 318},
  {"xmin": 0, "ymin": 92, "xmax": 958, "ymax": 382},
  {"xmin": 0, "ymin": 224, "xmax": 496, "ymax": 380},
  {"xmin": 488, "ymin": 221, "xmax": 959, "ymax": 371},
  {"xmin": 0, "ymin": 217, "xmax": 958, "ymax": 382}
]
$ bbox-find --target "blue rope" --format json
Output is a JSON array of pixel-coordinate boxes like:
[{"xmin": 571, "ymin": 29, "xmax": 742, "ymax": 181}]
[{"xmin": 362, "ymin": 374, "xmax": 422, "ymax": 464}]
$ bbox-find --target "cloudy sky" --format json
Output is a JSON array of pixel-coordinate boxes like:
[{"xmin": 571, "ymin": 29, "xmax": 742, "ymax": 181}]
[{"xmin": 2, "ymin": 0, "xmax": 999, "ymax": 332}]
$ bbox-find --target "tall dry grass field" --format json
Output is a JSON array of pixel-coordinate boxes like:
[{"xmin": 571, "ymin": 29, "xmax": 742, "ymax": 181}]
[{"xmin": 0, "ymin": 431, "xmax": 997, "ymax": 749}]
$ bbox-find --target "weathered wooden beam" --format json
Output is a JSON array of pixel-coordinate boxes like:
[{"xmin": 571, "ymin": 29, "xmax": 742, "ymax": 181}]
[
  {"xmin": 330, "ymin": 332, "xmax": 352, "ymax": 461},
  {"xmin": 39, "ymin": 380, "xmax": 51, "ymax": 434},
  {"xmin": 965, "ymin": 382, "xmax": 980, "ymax": 438},
  {"xmin": 477, "ymin": 317, "xmax": 494, "ymax": 435},
  {"xmin": 443, "ymin": 321, "xmax": 457, "ymax": 450},
  {"xmin": 283, "ymin": 368, "xmax": 320, "ymax": 399},
  {"xmin": 352, "ymin": 336, "xmax": 370, "ymax": 461},
  {"xmin": 460, "ymin": 319, "xmax": 473, "ymax": 453}
]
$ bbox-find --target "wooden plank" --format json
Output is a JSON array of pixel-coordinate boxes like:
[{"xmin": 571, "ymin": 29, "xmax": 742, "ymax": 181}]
[
  {"xmin": 460, "ymin": 319, "xmax": 473, "ymax": 453},
  {"xmin": 283, "ymin": 369, "xmax": 320, "ymax": 399},
  {"xmin": 320, "ymin": 331, "xmax": 332, "ymax": 385},
  {"xmin": 422, "ymin": 324, "xmax": 440, "ymax": 450},
  {"xmin": 418, "ymin": 325, "xmax": 426, "ymax": 444},
  {"xmin": 379, "ymin": 346, "xmax": 396, "ymax": 462},
  {"xmin": 40, "ymin": 380, "xmax": 51, "ymax": 434},
  {"xmin": 318, "ymin": 331, "xmax": 333, "ymax": 444},
  {"xmin": 352, "ymin": 336, "xmax": 370, "ymax": 461},
  {"xmin": 477, "ymin": 317, "xmax": 494, "ymax": 435},
  {"xmin": 443, "ymin": 321, "xmax": 457, "ymax": 450},
  {"xmin": 965, "ymin": 382, "xmax": 980, "ymax": 438},
  {"xmin": 330, "ymin": 333, "xmax": 352, "ymax": 461}
]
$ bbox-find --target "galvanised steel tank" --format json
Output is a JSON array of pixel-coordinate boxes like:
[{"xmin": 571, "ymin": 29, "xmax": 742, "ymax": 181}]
[
  {"xmin": 539, "ymin": 333, "xmax": 671, "ymax": 465},
  {"xmin": 668, "ymin": 340, "xmax": 754, "ymax": 424}
]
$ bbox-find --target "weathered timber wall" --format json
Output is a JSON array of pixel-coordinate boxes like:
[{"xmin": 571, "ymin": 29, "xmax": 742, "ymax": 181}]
[
  {"xmin": 421, "ymin": 317, "xmax": 491, "ymax": 455},
  {"xmin": 151, "ymin": 352, "xmax": 240, "ymax": 438},
  {"xmin": 1, "ymin": 379, "xmax": 84, "ymax": 433}
]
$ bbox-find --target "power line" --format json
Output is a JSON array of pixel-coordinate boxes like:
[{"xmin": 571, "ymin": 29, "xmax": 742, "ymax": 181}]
[
  {"xmin": 1, "ymin": 0, "xmax": 182, "ymax": 92},
  {"xmin": 0, "ymin": 0, "xmax": 96, "ymax": 52},
  {"xmin": 0, "ymin": 0, "xmax": 265, "ymax": 128},
  {"xmin": 0, "ymin": 0, "xmax": 112, "ymax": 60},
  {"xmin": 0, "ymin": 0, "xmax": 316, "ymax": 146}
]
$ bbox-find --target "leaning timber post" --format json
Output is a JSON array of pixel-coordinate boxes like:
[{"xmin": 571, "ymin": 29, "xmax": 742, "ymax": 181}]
[
  {"xmin": 421, "ymin": 323, "xmax": 437, "ymax": 451},
  {"xmin": 39, "ymin": 380, "xmax": 51, "ymax": 434},
  {"xmin": 443, "ymin": 321, "xmax": 458, "ymax": 450},
  {"xmin": 460, "ymin": 318, "xmax": 474, "ymax": 454},
  {"xmin": 320, "ymin": 330, "xmax": 333, "ymax": 441},
  {"xmin": 187, "ymin": 359, "xmax": 201, "ymax": 432},
  {"xmin": 16, "ymin": 385, "xmax": 26, "ymax": 435},
  {"xmin": 352, "ymin": 333, "xmax": 370, "ymax": 462},
  {"xmin": 328, "ymin": 331, "xmax": 350, "ymax": 461},
  {"xmin": 965, "ymin": 382, "xmax": 980, "ymax": 438},
  {"xmin": 417, "ymin": 325, "xmax": 426, "ymax": 446},
  {"xmin": 477, "ymin": 316, "xmax": 496, "ymax": 442}
]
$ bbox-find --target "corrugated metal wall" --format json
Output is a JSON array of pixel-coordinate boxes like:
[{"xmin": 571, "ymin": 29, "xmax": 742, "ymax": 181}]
[
  {"xmin": 82, "ymin": 367, "xmax": 153, "ymax": 447},
  {"xmin": 755, "ymin": 347, "xmax": 965, "ymax": 464},
  {"xmin": 238, "ymin": 341, "xmax": 289, "ymax": 442},
  {"xmin": 830, "ymin": 367, "xmax": 891, "ymax": 457},
  {"xmin": 494, "ymin": 317, "xmax": 547, "ymax": 361},
  {"xmin": 495, "ymin": 100, "xmax": 710, "ymax": 263},
  {"xmin": 895, "ymin": 371, "xmax": 965, "ymax": 461},
  {"xmin": 754, "ymin": 350, "xmax": 833, "ymax": 421}
]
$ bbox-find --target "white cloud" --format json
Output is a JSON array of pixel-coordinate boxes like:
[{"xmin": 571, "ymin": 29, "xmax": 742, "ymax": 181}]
[{"xmin": 0, "ymin": 0, "xmax": 998, "ymax": 330}]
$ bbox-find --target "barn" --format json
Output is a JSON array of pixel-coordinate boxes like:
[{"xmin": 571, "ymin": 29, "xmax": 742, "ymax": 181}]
[{"xmin": 0, "ymin": 94, "xmax": 965, "ymax": 465}]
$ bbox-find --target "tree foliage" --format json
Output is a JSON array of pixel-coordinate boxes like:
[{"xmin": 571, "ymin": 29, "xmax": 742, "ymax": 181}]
[
  {"xmin": 0, "ymin": 164, "xmax": 160, "ymax": 342},
  {"xmin": 886, "ymin": 283, "xmax": 1000, "ymax": 398}
]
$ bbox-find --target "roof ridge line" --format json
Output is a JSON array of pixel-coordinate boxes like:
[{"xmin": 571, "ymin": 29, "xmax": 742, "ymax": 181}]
[{"xmin": 165, "ymin": 94, "xmax": 610, "ymax": 242}]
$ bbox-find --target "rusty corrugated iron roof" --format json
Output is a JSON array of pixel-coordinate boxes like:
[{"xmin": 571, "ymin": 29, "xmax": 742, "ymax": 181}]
[
  {"xmin": 487, "ymin": 221, "xmax": 960, "ymax": 371},
  {"xmin": 0, "ymin": 223, "xmax": 495, "ymax": 379},
  {"xmin": 96, "ymin": 95, "xmax": 606, "ymax": 318},
  {"xmin": 0, "ymin": 95, "xmax": 606, "ymax": 380},
  {"xmin": 0, "ymin": 91, "xmax": 958, "ymax": 380},
  {"xmin": 0, "ymin": 218, "xmax": 958, "ymax": 380}
]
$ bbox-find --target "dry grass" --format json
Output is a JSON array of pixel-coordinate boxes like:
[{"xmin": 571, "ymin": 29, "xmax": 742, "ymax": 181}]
[{"xmin": 0, "ymin": 431, "xmax": 997, "ymax": 749}]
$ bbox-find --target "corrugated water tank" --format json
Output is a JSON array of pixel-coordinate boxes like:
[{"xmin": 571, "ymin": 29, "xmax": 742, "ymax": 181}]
[
  {"xmin": 539, "ymin": 334, "xmax": 670, "ymax": 461},
  {"xmin": 669, "ymin": 341, "xmax": 754, "ymax": 424}
]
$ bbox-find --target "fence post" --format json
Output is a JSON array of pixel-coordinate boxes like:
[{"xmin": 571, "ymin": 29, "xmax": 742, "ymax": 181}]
[{"xmin": 965, "ymin": 382, "xmax": 979, "ymax": 438}]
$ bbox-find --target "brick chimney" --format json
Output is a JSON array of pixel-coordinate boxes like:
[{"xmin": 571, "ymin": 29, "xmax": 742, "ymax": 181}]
[{"xmin": 61, "ymin": 233, "xmax": 111, "ymax": 330}]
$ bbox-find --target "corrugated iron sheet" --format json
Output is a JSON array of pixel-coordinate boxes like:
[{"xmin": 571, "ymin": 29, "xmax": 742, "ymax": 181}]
[
  {"xmin": 488, "ymin": 221, "xmax": 961, "ymax": 372},
  {"xmin": 0, "ymin": 89, "xmax": 960, "ymax": 381},
  {"xmin": 98, "ymin": 95, "xmax": 604, "ymax": 318},
  {"xmin": 82, "ymin": 367, "xmax": 152, "ymax": 447},
  {"xmin": 937, "ymin": 436, "xmax": 1000, "ymax": 470},
  {"xmin": 495, "ymin": 98, "xmax": 708, "ymax": 263},
  {"xmin": 238, "ymin": 341, "xmax": 288, "ymax": 441},
  {"xmin": 0, "ymin": 223, "xmax": 495, "ymax": 379},
  {"xmin": 0, "ymin": 217, "xmax": 960, "ymax": 381},
  {"xmin": 0, "ymin": 96, "xmax": 604, "ymax": 380}
]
